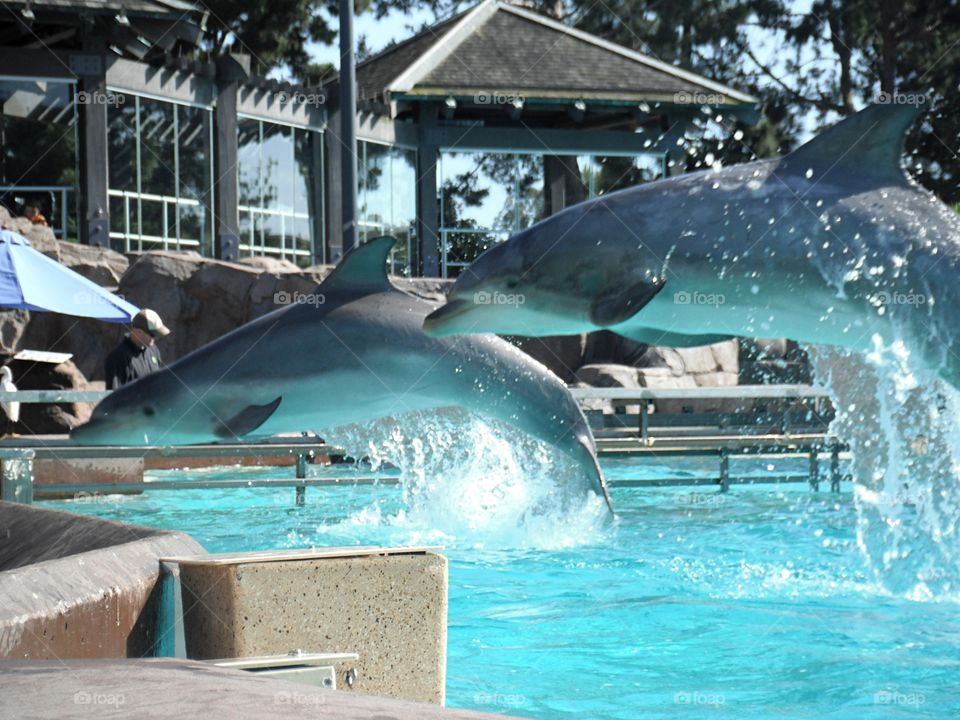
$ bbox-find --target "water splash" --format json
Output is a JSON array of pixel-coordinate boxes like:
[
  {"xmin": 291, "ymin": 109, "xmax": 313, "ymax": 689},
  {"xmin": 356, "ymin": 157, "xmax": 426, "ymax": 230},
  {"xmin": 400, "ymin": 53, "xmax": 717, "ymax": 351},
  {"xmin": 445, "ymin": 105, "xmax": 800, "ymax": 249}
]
[
  {"xmin": 320, "ymin": 409, "xmax": 612, "ymax": 550},
  {"xmin": 809, "ymin": 340, "xmax": 960, "ymax": 601}
]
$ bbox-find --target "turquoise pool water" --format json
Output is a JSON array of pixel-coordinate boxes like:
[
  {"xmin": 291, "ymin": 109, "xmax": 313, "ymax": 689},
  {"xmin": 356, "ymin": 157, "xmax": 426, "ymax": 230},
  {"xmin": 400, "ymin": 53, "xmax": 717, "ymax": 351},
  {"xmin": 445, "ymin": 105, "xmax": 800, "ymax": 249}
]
[{"xmin": 44, "ymin": 456, "xmax": 959, "ymax": 718}]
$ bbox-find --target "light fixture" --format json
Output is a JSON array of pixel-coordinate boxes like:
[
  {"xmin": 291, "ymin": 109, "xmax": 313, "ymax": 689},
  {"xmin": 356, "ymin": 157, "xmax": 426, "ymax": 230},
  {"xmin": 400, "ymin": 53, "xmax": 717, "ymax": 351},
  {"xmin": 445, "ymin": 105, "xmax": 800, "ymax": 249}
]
[
  {"xmin": 116, "ymin": 12, "xmax": 130, "ymax": 26},
  {"xmin": 21, "ymin": 2, "xmax": 35, "ymax": 21}
]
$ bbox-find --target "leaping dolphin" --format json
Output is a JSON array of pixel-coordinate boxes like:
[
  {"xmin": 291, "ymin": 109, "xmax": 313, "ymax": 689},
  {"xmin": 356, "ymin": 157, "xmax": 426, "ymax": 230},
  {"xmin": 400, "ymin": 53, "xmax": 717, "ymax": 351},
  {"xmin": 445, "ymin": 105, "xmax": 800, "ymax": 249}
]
[
  {"xmin": 424, "ymin": 104, "xmax": 960, "ymax": 386},
  {"xmin": 72, "ymin": 237, "xmax": 613, "ymax": 512}
]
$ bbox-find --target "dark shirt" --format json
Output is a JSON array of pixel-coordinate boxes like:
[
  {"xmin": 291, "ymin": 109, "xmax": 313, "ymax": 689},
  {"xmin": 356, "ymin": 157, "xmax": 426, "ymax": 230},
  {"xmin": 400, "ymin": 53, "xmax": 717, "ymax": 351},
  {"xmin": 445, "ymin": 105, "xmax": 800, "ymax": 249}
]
[{"xmin": 105, "ymin": 336, "xmax": 162, "ymax": 389}]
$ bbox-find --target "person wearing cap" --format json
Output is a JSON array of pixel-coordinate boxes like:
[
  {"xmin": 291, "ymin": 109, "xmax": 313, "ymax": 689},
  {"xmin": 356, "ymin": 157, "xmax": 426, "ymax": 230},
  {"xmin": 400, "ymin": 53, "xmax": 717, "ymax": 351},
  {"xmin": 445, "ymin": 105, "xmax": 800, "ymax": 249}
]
[{"xmin": 105, "ymin": 308, "xmax": 170, "ymax": 389}]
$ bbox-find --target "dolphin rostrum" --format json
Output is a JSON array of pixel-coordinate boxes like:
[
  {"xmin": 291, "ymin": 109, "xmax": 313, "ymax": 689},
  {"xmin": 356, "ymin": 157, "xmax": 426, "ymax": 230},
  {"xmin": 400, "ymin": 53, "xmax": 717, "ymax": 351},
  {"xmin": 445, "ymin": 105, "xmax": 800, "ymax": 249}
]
[
  {"xmin": 72, "ymin": 237, "xmax": 613, "ymax": 511},
  {"xmin": 424, "ymin": 104, "xmax": 960, "ymax": 386}
]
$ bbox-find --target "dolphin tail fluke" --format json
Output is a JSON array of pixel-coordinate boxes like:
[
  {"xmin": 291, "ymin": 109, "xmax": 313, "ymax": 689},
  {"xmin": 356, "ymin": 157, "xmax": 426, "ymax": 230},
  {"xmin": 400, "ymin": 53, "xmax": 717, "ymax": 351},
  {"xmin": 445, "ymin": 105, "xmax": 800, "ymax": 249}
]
[{"xmin": 780, "ymin": 103, "xmax": 922, "ymax": 188}]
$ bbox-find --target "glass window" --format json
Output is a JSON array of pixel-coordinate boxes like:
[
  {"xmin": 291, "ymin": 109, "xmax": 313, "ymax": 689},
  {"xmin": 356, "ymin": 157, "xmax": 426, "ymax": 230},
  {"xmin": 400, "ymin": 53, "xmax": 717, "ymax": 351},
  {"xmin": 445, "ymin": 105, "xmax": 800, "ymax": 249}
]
[
  {"xmin": 0, "ymin": 78, "xmax": 78, "ymax": 240},
  {"xmin": 107, "ymin": 94, "xmax": 214, "ymax": 254},
  {"xmin": 437, "ymin": 150, "xmax": 665, "ymax": 277},
  {"xmin": 237, "ymin": 117, "xmax": 323, "ymax": 266},
  {"xmin": 357, "ymin": 141, "xmax": 416, "ymax": 275}
]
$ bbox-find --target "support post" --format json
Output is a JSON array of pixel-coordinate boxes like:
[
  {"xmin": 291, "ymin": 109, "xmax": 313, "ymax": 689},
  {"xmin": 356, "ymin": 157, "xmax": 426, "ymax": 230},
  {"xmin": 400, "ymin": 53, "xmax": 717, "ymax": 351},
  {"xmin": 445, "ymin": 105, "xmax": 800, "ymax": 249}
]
[
  {"xmin": 639, "ymin": 399, "xmax": 650, "ymax": 443},
  {"xmin": 75, "ymin": 54, "xmax": 109, "ymax": 247},
  {"xmin": 339, "ymin": 0, "xmax": 358, "ymax": 256},
  {"xmin": 213, "ymin": 80, "xmax": 239, "ymax": 261},
  {"xmin": 830, "ymin": 444, "xmax": 841, "ymax": 493},
  {"xmin": 295, "ymin": 453, "xmax": 307, "ymax": 506},
  {"xmin": 416, "ymin": 103, "xmax": 440, "ymax": 277},
  {"xmin": 719, "ymin": 450, "xmax": 729, "ymax": 493},
  {"xmin": 809, "ymin": 448, "xmax": 820, "ymax": 491}
]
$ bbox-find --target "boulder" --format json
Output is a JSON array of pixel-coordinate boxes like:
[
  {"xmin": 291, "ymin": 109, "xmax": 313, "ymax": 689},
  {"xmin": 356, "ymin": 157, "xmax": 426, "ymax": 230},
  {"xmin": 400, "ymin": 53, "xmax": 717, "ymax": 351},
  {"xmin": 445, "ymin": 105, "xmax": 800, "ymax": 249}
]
[
  {"xmin": 637, "ymin": 371, "xmax": 697, "ymax": 415},
  {"xmin": 0, "ymin": 358, "xmax": 93, "ymax": 435},
  {"xmin": 237, "ymin": 255, "xmax": 300, "ymax": 273},
  {"xmin": 739, "ymin": 337, "xmax": 789, "ymax": 360},
  {"xmin": 575, "ymin": 363, "xmax": 640, "ymax": 388},
  {"xmin": 635, "ymin": 346, "xmax": 685, "ymax": 376},
  {"xmin": 674, "ymin": 344, "xmax": 719, "ymax": 374},
  {"xmin": 710, "ymin": 339, "xmax": 740, "ymax": 374},
  {"xmin": 583, "ymin": 330, "xmax": 648, "ymax": 366},
  {"xmin": 505, "ymin": 335, "xmax": 586, "ymax": 383},
  {"xmin": 0, "ymin": 310, "xmax": 30, "ymax": 354},
  {"xmin": 57, "ymin": 242, "xmax": 129, "ymax": 286}
]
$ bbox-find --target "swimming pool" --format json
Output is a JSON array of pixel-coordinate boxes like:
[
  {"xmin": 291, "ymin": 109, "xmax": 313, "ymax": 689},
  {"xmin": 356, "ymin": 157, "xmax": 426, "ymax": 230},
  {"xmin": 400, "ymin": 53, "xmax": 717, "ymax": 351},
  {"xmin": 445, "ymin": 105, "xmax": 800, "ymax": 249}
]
[{"xmin": 44, "ymin": 455, "xmax": 959, "ymax": 718}]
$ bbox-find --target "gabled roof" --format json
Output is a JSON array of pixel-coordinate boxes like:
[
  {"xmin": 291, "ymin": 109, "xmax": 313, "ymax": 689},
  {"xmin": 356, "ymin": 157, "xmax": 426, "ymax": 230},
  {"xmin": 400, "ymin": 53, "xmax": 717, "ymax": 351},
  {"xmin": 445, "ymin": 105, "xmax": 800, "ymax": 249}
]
[{"xmin": 357, "ymin": 0, "xmax": 756, "ymax": 107}]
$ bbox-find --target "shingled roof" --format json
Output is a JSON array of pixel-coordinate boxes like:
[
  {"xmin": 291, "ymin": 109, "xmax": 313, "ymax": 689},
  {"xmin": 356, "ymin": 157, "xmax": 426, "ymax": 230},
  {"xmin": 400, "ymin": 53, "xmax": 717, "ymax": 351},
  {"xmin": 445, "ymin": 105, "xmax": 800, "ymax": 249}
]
[{"xmin": 357, "ymin": 0, "xmax": 756, "ymax": 108}]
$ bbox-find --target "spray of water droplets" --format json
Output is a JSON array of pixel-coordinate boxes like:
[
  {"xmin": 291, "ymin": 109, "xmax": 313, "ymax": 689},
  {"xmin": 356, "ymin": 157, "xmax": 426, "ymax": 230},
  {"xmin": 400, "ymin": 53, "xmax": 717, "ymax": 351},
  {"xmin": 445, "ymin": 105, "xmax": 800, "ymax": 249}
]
[
  {"xmin": 809, "ymin": 337, "xmax": 960, "ymax": 602},
  {"xmin": 318, "ymin": 408, "xmax": 612, "ymax": 550}
]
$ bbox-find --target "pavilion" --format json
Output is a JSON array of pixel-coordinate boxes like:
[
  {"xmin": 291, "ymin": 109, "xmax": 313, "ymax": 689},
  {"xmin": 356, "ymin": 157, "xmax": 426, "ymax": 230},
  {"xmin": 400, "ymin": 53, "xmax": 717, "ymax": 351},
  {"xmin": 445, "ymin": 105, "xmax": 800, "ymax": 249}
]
[{"xmin": 0, "ymin": 0, "xmax": 757, "ymax": 276}]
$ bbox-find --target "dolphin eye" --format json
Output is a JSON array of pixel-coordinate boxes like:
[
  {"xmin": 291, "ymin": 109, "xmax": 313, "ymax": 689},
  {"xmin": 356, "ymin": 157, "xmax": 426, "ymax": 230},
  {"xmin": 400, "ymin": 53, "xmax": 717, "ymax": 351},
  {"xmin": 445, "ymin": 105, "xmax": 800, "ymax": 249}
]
[{"xmin": 143, "ymin": 405, "xmax": 156, "ymax": 417}]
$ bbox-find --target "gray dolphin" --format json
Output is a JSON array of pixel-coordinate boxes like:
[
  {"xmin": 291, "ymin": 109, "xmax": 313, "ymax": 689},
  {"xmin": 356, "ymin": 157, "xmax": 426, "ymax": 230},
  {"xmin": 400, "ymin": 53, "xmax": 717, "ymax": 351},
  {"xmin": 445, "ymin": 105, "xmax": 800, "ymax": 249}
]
[
  {"xmin": 72, "ymin": 237, "xmax": 612, "ymax": 511},
  {"xmin": 424, "ymin": 104, "xmax": 960, "ymax": 385}
]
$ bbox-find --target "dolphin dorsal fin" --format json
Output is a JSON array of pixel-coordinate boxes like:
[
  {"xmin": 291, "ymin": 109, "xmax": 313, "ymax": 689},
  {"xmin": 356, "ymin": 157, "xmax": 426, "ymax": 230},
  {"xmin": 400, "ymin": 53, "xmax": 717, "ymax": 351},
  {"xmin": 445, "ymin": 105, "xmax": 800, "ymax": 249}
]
[
  {"xmin": 779, "ymin": 103, "xmax": 922, "ymax": 188},
  {"xmin": 321, "ymin": 236, "xmax": 397, "ymax": 293}
]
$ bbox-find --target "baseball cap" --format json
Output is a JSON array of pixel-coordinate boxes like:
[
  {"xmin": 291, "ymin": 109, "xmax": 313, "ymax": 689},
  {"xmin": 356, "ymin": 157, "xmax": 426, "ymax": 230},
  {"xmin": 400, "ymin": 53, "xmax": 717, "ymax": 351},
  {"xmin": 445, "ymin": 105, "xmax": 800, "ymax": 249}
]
[{"xmin": 132, "ymin": 308, "xmax": 170, "ymax": 337}]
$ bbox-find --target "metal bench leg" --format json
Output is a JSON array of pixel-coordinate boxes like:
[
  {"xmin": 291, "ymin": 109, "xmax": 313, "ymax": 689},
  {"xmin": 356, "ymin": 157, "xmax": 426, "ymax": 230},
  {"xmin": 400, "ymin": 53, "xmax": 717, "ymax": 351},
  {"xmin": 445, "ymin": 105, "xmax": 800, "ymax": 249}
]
[
  {"xmin": 295, "ymin": 453, "xmax": 307, "ymax": 506},
  {"xmin": 830, "ymin": 444, "xmax": 841, "ymax": 493},
  {"xmin": 719, "ymin": 450, "xmax": 730, "ymax": 493},
  {"xmin": 808, "ymin": 449, "xmax": 819, "ymax": 492}
]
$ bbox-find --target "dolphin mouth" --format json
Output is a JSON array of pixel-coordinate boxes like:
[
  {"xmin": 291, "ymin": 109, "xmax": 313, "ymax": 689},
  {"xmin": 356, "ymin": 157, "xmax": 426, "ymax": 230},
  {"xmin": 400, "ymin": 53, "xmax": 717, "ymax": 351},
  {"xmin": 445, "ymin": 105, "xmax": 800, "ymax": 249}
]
[{"xmin": 423, "ymin": 298, "xmax": 474, "ymax": 336}]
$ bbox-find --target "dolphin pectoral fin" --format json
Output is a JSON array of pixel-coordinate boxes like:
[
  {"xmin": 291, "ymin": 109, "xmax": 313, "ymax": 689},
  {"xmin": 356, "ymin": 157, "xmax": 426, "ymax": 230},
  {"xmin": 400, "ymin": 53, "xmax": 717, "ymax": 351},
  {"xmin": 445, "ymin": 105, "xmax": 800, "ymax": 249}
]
[
  {"xmin": 214, "ymin": 396, "xmax": 283, "ymax": 438},
  {"xmin": 617, "ymin": 327, "xmax": 734, "ymax": 348},
  {"xmin": 588, "ymin": 279, "xmax": 665, "ymax": 327}
]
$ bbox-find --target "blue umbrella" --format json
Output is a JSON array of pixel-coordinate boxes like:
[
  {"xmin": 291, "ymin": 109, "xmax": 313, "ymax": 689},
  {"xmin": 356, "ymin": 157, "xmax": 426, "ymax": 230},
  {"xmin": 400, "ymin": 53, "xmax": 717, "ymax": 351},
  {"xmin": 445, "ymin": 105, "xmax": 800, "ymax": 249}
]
[{"xmin": 0, "ymin": 229, "xmax": 138, "ymax": 322}]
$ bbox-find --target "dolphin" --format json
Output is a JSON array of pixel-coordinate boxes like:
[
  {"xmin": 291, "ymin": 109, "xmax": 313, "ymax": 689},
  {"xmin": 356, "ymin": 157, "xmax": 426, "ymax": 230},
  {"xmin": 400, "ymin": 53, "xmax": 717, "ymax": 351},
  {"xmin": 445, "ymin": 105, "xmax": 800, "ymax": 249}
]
[
  {"xmin": 72, "ymin": 237, "xmax": 612, "ymax": 511},
  {"xmin": 424, "ymin": 104, "xmax": 960, "ymax": 385}
]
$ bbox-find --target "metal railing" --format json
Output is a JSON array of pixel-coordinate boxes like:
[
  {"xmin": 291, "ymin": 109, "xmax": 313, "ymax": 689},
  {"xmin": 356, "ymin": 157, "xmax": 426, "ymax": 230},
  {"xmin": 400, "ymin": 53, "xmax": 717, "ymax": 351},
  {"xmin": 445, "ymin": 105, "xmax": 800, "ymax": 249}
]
[
  {"xmin": 238, "ymin": 205, "xmax": 312, "ymax": 262},
  {"xmin": 0, "ymin": 185, "xmax": 73, "ymax": 240},
  {"xmin": 108, "ymin": 189, "xmax": 204, "ymax": 253}
]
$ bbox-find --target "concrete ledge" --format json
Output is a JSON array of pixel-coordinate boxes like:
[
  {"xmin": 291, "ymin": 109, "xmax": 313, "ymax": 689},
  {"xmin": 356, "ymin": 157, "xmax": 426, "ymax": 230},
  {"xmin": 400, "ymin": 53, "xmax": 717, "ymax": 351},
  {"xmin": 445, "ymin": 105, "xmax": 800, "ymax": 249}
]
[
  {"xmin": 0, "ymin": 659, "xmax": 515, "ymax": 719},
  {"xmin": 0, "ymin": 502, "xmax": 205, "ymax": 658},
  {"xmin": 176, "ymin": 547, "xmax": 448, "ymax": 704}
]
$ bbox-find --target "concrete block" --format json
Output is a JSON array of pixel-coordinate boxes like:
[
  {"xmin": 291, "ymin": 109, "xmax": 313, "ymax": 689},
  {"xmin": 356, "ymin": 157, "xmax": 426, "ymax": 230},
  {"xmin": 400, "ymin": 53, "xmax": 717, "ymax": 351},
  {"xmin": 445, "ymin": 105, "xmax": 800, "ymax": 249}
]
[{"xmin": 176, "ymin": 548, "xmax": 448, "ymax": 705}]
